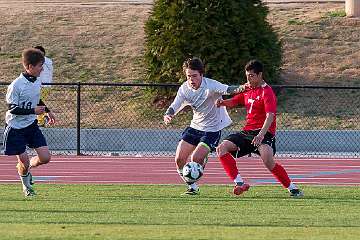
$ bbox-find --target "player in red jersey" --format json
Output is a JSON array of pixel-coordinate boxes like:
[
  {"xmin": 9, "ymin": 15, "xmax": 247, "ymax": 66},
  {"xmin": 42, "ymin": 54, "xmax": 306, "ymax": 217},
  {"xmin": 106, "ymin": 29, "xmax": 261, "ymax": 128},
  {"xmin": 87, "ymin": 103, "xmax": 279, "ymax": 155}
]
[{"xmin": 216, "ymin": 60, "xmax": 303, "ymax": 197}]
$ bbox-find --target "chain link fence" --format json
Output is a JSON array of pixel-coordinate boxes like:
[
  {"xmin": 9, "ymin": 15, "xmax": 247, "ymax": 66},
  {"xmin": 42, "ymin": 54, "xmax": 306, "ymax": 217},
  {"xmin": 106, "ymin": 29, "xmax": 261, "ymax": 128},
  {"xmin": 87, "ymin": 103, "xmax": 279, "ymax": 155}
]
[{"xmin": 0, "ymin": 83, "xmax": 359, "ymax": 157}]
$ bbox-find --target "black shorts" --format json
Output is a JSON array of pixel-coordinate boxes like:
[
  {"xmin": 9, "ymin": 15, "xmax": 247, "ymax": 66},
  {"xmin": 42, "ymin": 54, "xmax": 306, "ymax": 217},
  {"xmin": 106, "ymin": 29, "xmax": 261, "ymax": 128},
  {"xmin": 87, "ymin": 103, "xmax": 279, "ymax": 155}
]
[
  {"xmin": 224, "ymin": 130, "xmax": 276, "ymax": 158},
  {"xmin": 3, "ymin": 120, "xmax": 47, "ymax": 155},
  {"xmin": 182, "ymin": 127, "xmax": 221, "ymax": 152}
]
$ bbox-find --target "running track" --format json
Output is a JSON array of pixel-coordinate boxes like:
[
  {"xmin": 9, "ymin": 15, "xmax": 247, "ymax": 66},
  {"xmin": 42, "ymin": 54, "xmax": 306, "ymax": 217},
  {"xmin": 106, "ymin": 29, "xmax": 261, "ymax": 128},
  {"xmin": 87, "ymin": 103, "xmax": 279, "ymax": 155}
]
[{"xmin": 1, "ymin": 155, "xmax": 360, "ymax": 185}]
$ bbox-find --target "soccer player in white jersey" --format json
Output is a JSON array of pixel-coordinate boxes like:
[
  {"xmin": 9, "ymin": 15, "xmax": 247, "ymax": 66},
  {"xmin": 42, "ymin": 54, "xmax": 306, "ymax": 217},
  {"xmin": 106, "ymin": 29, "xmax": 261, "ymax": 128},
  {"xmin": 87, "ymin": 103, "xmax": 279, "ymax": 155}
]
[
  {"xmin": 164, "ymin": 57, "xmax": 244, "ymax": 195},
  {"xmin": 3, "ymin": 48, "xmax": 56, "ymax": 197},
  {"xmin": 34, "ymin": 46, "xmax": 54, "ymax": 127}
]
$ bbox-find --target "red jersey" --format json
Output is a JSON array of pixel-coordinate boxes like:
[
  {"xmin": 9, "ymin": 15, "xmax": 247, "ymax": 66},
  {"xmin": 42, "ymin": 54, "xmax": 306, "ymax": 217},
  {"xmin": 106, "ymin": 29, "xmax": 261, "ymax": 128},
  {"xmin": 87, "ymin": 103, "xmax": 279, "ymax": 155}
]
[{"xmin": 231, "ymin": 83, "xmax": 277, "ymax": 135}]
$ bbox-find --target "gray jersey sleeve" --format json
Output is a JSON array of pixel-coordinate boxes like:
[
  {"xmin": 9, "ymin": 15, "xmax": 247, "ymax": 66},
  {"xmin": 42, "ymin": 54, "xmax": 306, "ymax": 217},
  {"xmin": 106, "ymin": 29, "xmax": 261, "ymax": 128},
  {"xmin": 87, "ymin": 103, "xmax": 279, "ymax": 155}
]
[
  {"xmin": 207, "ymin": 79, "xmax": 229, "ymax": 95},
  {"xmin": 6, "ymin": 83, "xmax": 20, "ymax": 106},
  {"xmin": 226, "ymin": 85, "xmax": 246, "ymax": 94}
]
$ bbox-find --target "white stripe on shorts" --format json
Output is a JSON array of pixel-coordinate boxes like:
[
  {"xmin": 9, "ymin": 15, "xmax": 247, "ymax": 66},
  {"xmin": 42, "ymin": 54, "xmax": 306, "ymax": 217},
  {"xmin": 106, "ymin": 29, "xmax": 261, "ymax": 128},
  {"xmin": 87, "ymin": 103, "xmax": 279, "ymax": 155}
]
[{"xmin": 3, "ymin": 125, "xmax": 12, "ymax": 152}]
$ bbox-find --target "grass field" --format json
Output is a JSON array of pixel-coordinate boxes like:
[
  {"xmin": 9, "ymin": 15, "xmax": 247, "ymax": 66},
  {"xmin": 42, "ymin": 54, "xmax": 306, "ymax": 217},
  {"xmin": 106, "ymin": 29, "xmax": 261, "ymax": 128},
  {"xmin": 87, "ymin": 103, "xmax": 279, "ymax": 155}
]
[{"xmin": 1, "ymin": 184, "xmax": 359, "ymax": 240}]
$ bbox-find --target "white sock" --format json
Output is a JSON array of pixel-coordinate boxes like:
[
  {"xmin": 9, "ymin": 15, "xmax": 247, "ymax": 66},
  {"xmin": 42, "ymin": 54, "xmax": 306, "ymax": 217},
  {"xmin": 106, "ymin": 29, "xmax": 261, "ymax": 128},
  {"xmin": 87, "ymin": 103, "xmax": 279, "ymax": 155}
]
[
  {"xmin": 188, "ymin": 183, "xmax": 198, "ymax": 190},
  {"xmin": 287, "ymin": 182, "xmax": 297, "ymax": 191},
  {"xmin": 233, "ymin": 174, "xmax": 244, "ymax": 184}
]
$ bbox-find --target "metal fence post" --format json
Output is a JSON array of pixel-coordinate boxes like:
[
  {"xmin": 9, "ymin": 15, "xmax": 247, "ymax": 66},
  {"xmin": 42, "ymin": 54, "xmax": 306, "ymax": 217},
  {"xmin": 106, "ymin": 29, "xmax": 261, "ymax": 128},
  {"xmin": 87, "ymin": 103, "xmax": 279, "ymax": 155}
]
[
  {"xmin": 76, "ymin": 82, "xmax": 81, "ymax": 155},
  {"xmin": 346, "ymin": 0, "xmax": 360, "ymax": 17}
]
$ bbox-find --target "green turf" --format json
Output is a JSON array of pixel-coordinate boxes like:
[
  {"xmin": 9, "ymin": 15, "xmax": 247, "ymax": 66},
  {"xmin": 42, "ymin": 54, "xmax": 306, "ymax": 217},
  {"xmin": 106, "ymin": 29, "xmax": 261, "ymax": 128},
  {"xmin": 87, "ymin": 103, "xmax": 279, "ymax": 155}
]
[{"xmin": 0, "ymin": 184, "xmax": 359, "ymax": 240}]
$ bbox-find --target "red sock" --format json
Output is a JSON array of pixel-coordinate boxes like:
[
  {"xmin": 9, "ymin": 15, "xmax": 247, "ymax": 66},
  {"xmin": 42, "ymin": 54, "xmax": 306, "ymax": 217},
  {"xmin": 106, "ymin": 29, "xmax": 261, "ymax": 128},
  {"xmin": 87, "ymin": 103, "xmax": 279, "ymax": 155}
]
[
  {"xmin": 219, "ymin": 153, "xmax": 238, "ymax": 180},
  {"xmin": 271, "ymin": 163, "xmax": 291, "ymax": 188}
]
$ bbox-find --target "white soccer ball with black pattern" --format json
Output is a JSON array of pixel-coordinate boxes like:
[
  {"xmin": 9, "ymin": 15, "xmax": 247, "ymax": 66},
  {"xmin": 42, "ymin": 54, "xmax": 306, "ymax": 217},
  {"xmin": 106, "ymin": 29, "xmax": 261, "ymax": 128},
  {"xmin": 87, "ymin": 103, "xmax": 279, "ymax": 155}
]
[{"xmin": 182, "ymin": 162, "xmax": 204, "ymax": 183}]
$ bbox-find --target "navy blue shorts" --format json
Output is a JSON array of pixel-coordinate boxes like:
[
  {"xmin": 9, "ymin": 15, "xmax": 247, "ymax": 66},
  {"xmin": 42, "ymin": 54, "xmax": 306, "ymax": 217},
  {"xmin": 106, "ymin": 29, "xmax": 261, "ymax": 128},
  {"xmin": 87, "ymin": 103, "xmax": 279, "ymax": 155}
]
[
  {"xmin": 224, "ymin": 130, "xmax": 276, "ymax": 157},
  {"xmin": 3, "ymin": 120, "xmax": 47, "ymax": 155},
  {"xmin": 181, "ymin": 127, "xmax": 221, "ymax": 152}
]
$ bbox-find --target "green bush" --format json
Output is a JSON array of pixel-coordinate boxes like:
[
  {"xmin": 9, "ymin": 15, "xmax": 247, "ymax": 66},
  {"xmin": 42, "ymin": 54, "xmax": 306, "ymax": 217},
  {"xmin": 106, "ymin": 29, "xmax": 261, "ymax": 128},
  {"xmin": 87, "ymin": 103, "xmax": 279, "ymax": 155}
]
[{"xmin": 144, "ymin": 0, "xmax": 282, "ymax": 86}]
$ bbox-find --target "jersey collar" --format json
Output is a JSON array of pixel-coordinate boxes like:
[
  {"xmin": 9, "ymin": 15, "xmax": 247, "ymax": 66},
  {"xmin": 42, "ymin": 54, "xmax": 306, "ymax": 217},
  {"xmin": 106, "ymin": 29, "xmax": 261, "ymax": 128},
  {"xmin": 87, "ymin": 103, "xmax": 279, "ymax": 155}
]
[
  {"xmin": 22, "ymin": 72, "xmax": 37, "ymax": 83},
  {"xmin": 249, "ymin": 82, "xmax": 267, "ymax": 90}
]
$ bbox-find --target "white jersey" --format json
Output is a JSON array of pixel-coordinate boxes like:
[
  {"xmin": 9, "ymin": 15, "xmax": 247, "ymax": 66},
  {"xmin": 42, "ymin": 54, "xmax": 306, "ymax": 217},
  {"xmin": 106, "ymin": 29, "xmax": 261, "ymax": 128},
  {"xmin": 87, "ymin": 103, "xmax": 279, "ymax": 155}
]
[
  {"xmin": 5, "ymin": 73, "xmax": 41, "ymax": 129},
  {"xmin": 38, "ymin": 56, "xmax": 53, "ymax": 87},
  {"xmin": 169, "ymin": 77, "xmax": 232, "ymax": 132}
]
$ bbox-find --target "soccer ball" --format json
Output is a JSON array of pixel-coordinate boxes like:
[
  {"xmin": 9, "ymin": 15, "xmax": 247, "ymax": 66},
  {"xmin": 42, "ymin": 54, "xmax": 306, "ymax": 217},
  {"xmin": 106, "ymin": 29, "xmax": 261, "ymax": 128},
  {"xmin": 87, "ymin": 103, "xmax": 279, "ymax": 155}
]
[{"xmin": 182, "ymin": 162, "xmax": 204, "ymax": 183}]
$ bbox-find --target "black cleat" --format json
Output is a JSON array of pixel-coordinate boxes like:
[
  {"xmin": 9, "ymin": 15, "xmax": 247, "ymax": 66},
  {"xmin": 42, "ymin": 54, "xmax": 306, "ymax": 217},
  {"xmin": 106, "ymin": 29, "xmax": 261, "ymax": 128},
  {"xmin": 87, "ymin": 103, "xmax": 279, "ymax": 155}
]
[
  {"xmin": 289, "ymin": 188, "xmax": 304, "ymax": 198},
  {"xmin": 182, "ymin": 188, "xmax": 199, "ymax": 195}
]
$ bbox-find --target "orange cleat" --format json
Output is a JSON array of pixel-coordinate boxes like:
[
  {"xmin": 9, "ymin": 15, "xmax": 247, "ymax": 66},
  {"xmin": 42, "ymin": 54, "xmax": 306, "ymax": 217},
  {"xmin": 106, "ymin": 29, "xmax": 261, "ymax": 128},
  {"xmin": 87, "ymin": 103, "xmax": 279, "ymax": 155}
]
[{"xmin": 233, "ymin": 183, "xmax": 250, "ymax": 195}]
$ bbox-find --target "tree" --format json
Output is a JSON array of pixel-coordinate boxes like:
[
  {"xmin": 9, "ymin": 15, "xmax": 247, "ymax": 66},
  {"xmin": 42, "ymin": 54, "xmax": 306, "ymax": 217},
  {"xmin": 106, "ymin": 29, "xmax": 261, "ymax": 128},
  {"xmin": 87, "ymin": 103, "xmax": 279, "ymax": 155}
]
[{"xmin": 144, "ymin": 0, "xmax": 282, "ymax": 87}]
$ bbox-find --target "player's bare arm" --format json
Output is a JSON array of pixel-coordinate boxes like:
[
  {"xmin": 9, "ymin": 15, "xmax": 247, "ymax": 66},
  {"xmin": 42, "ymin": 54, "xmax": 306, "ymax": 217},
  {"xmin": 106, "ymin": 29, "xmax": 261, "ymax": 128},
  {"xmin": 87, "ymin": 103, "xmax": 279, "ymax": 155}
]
[
  {"xmin": 215, "ymin": 98, "xmax": 237, "ymax": 108},
  {"xmin": 226, "ymin": 83, "xmax": 248, "ymax": 94},
  {"xmin": 252, "ymin": 112, "xmax": 274, "ymax": 147},
  {"xmin": 164, "ymin": 107, "xmax": 175, "ymax": 125},
  {"xmin": 37, "ymin": 98, "xmax": 56, "ymax": 125},
  {"xmin": 47, "ymin": 111, "xmax": 56, "ymax": 125},
  {"xmin": 34, "ymin": 106, "xmax": 46, "ymax": 115}
]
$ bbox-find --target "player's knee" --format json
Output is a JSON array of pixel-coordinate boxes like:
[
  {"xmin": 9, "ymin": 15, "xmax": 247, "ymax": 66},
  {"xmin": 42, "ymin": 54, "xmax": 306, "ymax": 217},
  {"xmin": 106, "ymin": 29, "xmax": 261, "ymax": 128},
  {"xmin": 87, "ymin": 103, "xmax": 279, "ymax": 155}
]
[
  {"xmin": 39, "ymin": 155, "xmax": 51, "ymax": 164},
  {"xmin": 216, "ymin": 142, "xmax": 228, "ymax": 156}
]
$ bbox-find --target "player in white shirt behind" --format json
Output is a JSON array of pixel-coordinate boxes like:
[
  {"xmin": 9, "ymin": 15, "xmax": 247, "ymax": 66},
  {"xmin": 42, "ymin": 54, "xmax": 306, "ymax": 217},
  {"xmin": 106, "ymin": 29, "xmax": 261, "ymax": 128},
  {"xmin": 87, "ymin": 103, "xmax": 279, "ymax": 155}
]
[
  {"xmin": 3, "ymin": 48, "xmax": 56, "ymax": 197},
  {"xmin": 164, "ymin": 57, "xmax": 244, "ymax": 195},
  {"xmin": 34, "ymin": 46, "xmax": 53, "ymax": 127}
]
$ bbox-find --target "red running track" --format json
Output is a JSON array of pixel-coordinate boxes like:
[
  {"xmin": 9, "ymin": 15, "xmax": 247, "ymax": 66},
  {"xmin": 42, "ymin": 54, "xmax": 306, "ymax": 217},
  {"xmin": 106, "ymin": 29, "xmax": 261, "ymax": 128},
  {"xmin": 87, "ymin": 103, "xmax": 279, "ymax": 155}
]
[{"xmin": 1, "ymin": 155, "xmax": 360, "ymax": 186}]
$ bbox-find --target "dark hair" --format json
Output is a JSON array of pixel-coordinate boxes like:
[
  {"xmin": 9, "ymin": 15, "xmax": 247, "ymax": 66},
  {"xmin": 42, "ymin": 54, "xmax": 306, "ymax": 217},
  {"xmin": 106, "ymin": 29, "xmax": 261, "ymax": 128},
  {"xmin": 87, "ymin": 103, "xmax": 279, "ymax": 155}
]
[
  {"xmin": 182, "ymin": 57, "xmax": 204, "ymax": 75},
  {"xmin": 22, "ymin": 48, "xmax": 45, "ymax": 67},
  {"xmin": 245, "ymin": 59, "xmax": 263, "ymax": 74},
  {"xmin": 34, "ymin": 45, "xmax": 46, "ymax": 55}
]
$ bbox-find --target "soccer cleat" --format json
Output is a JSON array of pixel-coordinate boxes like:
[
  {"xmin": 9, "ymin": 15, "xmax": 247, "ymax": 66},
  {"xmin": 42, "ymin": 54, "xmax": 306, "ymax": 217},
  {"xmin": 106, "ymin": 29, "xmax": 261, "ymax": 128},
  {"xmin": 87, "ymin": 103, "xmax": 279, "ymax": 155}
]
[
  {"xmin": 289, "ymin": 188, "xmax": 304, "ymax": 198},
  {"xmin": 233, "ymin": 182, "xmax": 250, "ymax": 195},
  {"xmin": 23, "ymin": 187, "xmax": 36, "ymax": 197},
  {"xmin": 182, "ymin": 188, "xmax": 199, "ymax": 195}
]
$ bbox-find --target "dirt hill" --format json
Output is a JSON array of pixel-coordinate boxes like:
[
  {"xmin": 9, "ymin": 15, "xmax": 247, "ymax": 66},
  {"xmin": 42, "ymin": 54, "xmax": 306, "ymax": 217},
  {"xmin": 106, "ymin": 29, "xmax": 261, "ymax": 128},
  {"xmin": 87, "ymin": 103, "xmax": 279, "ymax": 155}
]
[{"xmin": 0, "ymin": 1, "xmax": 359, "ymax": 85}]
